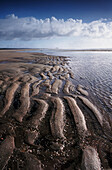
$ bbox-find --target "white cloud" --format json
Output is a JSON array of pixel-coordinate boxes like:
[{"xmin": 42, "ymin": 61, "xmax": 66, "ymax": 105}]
[
  {"xmin": 6, "ymin": 14, "xmax": 18, "ymax": 19},
  {"xmin": 0, "ymin": 14, "xmax": 112, "ymax": 41}
]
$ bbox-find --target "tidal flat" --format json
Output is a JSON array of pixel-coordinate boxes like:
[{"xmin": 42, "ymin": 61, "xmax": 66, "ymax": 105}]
[{"xmin": 0, "ymin": 50, "xmax": 112, "ymax": 170}]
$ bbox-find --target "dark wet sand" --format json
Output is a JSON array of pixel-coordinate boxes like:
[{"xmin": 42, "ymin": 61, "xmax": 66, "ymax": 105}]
[{"xmin": 0, "ymin": 50, "xmax": 112, "ymax": 170}]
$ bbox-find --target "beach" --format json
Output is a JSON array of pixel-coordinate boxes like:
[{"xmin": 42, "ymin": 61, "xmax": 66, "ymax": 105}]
[{"xmin": 0, "ymin": 50, "xmax": 112, "ymax": 170}]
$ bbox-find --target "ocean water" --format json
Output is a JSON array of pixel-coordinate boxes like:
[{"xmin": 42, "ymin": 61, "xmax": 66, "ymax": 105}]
[{"xmin": 23, "ymin": 49, "xmax": 112, "ymax": 115}]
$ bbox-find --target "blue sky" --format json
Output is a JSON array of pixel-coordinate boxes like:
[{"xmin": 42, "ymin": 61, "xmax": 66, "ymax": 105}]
[
  {"xmin": 0, "ymin": 0, "xmax": 112, "ymax": 49},
  {"xmin": 1, "ymin": 0, "xmax": 112, "ymax": 21}
]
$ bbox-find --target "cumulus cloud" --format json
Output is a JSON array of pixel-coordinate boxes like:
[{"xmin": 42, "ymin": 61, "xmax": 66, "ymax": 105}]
[{"xmin": 0, "ymin": 14, "xmax": 112, "ymax": 40}]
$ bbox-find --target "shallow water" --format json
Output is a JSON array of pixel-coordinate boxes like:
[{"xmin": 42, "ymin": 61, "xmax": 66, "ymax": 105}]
[
  {"xmin": 69, "ymin": 52, "xmax": 112, "ymax": 114},
  {"xmin": 21, "ymin": 49, "xmax": 112, "ymax": 115}
]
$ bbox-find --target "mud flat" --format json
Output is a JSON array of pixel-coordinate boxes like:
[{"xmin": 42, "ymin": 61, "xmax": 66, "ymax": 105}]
[
  {"xmin": 0, "ymin": 136, "xmax": 15, "ymax": 169},
  {"xmin": 0, "ymin": 50, "xmax": 112, "ymax": 170},
  {"xmin": 64, "ymin": 96, "xmax": 87, "ymax": 138},
  {"xmin": 0, "ymin": 82, "xmax": 20, "ymax": 117},
  {"xmin": 13, "ymin": 82, "xmax": 30, "ymax": 122},
  {"xmin": 50, "ymin": 97, "xmax": 65, "ymax": 140},
  {"xmin": 81, "ymin": 146, "xmax": 101, "ymax": 170}
]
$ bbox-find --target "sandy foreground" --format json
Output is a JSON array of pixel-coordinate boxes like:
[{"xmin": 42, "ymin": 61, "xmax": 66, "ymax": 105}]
[{"xmin": 0, "ymin": 50, "xmax": 112, "ymax": 170}]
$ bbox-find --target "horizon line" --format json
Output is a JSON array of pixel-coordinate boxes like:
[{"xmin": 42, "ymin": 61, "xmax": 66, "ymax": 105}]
[{"xmin": 1, "ymin": 48, "xmax": 112, "ymax": 51}]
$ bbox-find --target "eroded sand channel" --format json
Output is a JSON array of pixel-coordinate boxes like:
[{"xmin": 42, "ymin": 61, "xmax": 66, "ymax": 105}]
[{"xmin": 0, "ymin": 50, "xmax": 112, "ymax": 170}]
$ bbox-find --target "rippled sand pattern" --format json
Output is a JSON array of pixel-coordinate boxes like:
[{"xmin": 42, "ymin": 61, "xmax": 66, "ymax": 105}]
[{"xmin": 0, "ymin": 50, "xmax": 112, "ymax": 170}]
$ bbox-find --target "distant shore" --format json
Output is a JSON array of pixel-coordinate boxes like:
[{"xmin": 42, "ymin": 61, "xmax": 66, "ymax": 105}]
[{"xmin": 1, "ymin": 48, "xmax": 112, "ymax": 52}]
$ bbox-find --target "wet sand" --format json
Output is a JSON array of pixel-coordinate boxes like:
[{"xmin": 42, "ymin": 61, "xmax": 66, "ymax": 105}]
[{"xmin": 0, "ymin": 50, "xmax": 112, "ymax": 170}]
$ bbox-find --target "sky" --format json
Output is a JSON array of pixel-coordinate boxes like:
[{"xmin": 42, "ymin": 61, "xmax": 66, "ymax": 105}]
[{"xmin": 0, "ymin": 0, "xmax": 112, "ymax": 49}]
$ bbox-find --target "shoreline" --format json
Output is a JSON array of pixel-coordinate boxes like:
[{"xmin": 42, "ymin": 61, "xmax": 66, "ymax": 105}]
[{"xmin": 0, "ymin": 50, "xmax": 112, "ymax": 169}]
